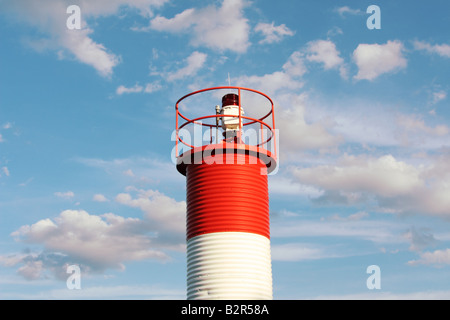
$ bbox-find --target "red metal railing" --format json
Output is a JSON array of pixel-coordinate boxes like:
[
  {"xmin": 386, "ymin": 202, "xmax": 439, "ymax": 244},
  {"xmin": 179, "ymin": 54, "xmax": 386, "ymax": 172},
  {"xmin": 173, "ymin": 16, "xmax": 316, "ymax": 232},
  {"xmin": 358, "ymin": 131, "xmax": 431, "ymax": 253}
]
[{"xmin": 175, "ymin": 86, "xmax": 276, "ymax": 158}]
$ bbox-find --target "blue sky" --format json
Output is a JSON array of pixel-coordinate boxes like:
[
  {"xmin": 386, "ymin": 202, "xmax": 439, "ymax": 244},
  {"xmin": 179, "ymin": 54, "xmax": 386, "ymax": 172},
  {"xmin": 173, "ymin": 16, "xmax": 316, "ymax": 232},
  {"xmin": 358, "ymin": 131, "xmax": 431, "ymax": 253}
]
[{"xmin": 1, "ymin": 0, "xmax": 450, "ymax": 299}]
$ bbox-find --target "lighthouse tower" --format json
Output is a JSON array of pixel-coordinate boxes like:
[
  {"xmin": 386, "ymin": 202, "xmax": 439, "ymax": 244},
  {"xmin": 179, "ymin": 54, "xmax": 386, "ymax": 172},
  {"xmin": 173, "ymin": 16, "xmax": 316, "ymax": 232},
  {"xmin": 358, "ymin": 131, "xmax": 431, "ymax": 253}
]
[{"xmin": 174, "ymin": 87, "xmax": 277, "ymax": 300}]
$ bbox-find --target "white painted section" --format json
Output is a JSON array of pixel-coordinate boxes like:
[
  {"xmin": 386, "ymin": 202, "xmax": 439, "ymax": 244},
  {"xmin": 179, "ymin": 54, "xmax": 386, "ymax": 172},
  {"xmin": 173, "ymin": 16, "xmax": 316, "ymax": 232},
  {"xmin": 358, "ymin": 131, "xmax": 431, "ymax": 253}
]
[
  {"xmin": 187, "ymin": 232, "xmax": 273, "ymax": 300},
  {"xmin": 220, "ymin": 105, "xmax": 244, "ymax": 131}
]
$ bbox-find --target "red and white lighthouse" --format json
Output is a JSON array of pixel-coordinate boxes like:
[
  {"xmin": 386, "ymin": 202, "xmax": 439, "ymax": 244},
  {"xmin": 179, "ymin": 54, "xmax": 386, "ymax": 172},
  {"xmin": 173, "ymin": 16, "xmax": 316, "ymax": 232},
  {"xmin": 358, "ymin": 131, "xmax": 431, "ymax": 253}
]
[{"xmin": 175, "ymin": 87, "xmax": 277, "ymax": 300}]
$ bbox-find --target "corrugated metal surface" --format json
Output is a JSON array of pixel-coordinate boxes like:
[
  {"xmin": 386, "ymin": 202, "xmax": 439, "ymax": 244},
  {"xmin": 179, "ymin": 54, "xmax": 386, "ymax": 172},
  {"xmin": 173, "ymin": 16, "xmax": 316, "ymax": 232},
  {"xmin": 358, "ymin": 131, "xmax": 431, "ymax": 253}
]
[
  {"xmin": 185, "ymin": 154, "xmax": 270, "ymax": 240},
  {"xmin": 187, "ymin": 232, "xmax": 273, "ymax": 300},
  {"xmin": 176, "ymin": 144, "xmax": 277, "ymax": 176}
]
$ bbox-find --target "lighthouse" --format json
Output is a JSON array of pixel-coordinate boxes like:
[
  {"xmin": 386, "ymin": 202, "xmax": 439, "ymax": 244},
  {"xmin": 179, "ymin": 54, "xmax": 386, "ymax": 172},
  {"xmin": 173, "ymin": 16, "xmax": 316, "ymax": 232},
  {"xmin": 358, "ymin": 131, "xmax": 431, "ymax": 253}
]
[{"xmin": 174, "ymin": 87, "xmax": 277, "ymax": 300}]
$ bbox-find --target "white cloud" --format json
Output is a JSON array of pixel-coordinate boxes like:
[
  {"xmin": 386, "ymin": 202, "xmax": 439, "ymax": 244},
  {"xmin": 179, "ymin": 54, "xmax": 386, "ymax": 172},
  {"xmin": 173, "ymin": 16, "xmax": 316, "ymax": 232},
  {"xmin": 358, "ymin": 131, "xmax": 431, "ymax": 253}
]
[
  {"xmin": 353, "ymin": 40, "xmax": 407, "ymax": 81},
  {"xmin": 335, "ymin": 6, "xmax": 363, "ymax": 17},
  {"xmin": 59, "ymin": 29, "xmax": 121, "ymax": 78},
  {"xmin": 269, "ymin": 175, "xmax": 323, "ymax": 198},
  {"xmin": 116, "ymin": 81, "xmax": 162, "ymax": 95},
  {"xmin": 306, "ymin": 40, "xmax": 343, "ymax": 69},
  {"xmin": 292, "ymin": 153, "xmax": 450, "ymax": 218},
  {"xmin": 10, "ymin": 208, "xmax": 174, "ymax": 278},
  {"xmin": 271, "ymin": 243, "xmax": 334, "ymax": 262},
  {"xmin": 116, "ymin": 84, "xmax": 144, "ymax": 95},
  {"xmin": 432, "ymin": 90, "xmax": 447, "ymax": 104},
  {"xmin": 144, "ymin": 81, "xmax": 162, "ymax": 93},
  {"xmin": 231, "ymin": 88, "xmax": 341, "ymax": 154},
  {"xmin": 234, "ymin": 40, "xmax": 346, "ymax": 95},
  {"xmin": 0, "ymin": 134, "xmax": 4, "ymax": 143},
  {"xmin": 115, "ymin": 188, "xmax": 185, "ymax": 236},
  {"xmin": 0, "ymin": 252, "xmax": 71, "ymax": 281},
  {"xmin": 165, "ymin": 51, "xmax": 207, "ymax": 81},
  {"xmin": 294, "ymin": 154, "xmax": 423, "ymax": 198},
  {"xmin": 413, "ymin": 40, "xmax": 450, "ymax": 58},
  {"xmin": 146, "ymin": 8, "xmax": 195, "ymax": 32},
  {"xmin": 147, "ymin": 0, "xmax": 250, "ymax": 53},
  {"xmin": 0, "ymin": 0, "xmax": 168, "ymax": 77},
  {"xmin": 123, "ymin": 169, "xmax": 135, "ymax": 177},
  {"xmin": 233, "ymin": 50, "xmax": 341, "ymax": 153},
  {"xmin": 282, "ymin": 51, "xmax": 307, "ymax": 77},
  {"xmin": 275, "ymin": 93, "xmax": 343, "ymax": 152},
  {"xmin": 327, "ymin": 211, "xmax": 370, "ymax": 221},
  {"xmin": 75, "ymin": 156, "xmax": 183, "ymax": 188},
  {"xmin": 233, "ymin": 50, "xmax": 306, "ymax": 96},
  {"xmin": 2, "ymin": 166, "xmax": 10, "ymax": 177},
  {"xmin": 254, "ymin": 22, "xmax": 294, "ymax": 44},
  {"xmin": 397, "ymin": 114, "xmax": 449, "ymax": 137},
  {"xmin": 403, "ymin": 227, "xmax": 437, "ymax": 252},
  {"xmin": 93, "ymin": 194, "xmax": 109, "ymax": 202},
  {"xmin": 76, "ymin": 0, "xmax": 167, "ymax": 17},
  {"xmin": 327, "ymin": 26, "xmax": 343, "ymax": 37},
  {"xmin": 305, "ymin": 40, "xmax": 347, "ymax": 78},
  {"xmin": 307, "ymin": 96, "xmax": 450, "ymax": 150},
  {"xmin": 54, "ymin": 191, "xmax": 75, "ymax": 199},
  {"xmin": 272, "ymin": 216, "xmax": 404, "ymax": 245},
  {"xmin": 235, "ymin": 71, "xmax": 303, "ymax": 97},
  {"xmin": 408, "ymin": 248, "xmax": 450, "ymax": 266}
]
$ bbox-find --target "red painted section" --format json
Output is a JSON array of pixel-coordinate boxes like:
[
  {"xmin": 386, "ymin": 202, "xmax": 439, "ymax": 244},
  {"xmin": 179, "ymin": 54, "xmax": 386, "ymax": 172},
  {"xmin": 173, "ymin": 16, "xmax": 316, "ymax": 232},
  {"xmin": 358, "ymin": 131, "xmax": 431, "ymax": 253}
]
[
  {"xmin": 222, "ymin": 93, "xmax": 239, "ymax": 106},
  {"xmin": 186, "ymin": 153, "xmax": 270, "ymax": 240}
]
